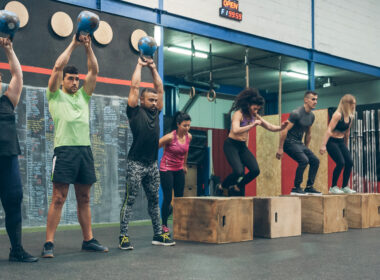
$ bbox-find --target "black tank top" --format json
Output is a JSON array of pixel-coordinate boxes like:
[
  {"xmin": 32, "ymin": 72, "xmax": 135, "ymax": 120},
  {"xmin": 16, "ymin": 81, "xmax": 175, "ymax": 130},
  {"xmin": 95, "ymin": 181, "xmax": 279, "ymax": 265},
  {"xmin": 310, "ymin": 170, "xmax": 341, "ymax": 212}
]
[
  {"xmin": 333, "ymin": 114, "xmax": 351, "ymax": 133},
  {"xmin": 0, "ymin": 95, "xmax": 21, "ymax": 156}
]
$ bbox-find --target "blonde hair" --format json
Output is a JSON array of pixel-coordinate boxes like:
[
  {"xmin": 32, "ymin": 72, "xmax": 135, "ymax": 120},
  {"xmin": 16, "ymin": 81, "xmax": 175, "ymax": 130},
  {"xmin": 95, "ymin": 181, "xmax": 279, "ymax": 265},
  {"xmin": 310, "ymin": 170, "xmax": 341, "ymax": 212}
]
[{"xmin": 336, "ymin": 94, "xmax": 356, "ymax": 119}]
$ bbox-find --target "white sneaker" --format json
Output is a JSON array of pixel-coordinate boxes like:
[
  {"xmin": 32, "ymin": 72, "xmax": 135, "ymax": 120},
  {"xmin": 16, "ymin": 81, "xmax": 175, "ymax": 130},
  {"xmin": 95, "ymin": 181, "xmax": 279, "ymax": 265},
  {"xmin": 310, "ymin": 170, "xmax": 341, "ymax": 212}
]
[
  {"xmin": 329, "ymin": 186, "xmax": 344, "ymax": 194},
  {"xmin": 342, "ymin": 186, "xmax": 356, "ymax": 194}
]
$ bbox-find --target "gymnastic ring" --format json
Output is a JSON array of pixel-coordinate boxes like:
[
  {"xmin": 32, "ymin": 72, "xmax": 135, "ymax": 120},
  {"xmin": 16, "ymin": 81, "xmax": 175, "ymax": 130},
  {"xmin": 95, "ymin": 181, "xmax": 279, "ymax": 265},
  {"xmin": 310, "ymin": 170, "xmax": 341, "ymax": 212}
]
[
  {"xmin": 189, "ymin": 86, "xmax": 195, "ymax": 99},
  {"xmin": 207, "ymin": 89, "xmax": 216, "ymax": 102}
]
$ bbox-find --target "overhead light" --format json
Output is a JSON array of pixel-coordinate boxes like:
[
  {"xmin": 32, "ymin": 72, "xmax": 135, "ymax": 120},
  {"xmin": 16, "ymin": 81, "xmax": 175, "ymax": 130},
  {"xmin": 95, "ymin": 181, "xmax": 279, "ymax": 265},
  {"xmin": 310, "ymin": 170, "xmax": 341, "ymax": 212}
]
[
  {"xmin": 283, "ymin": 71, "xmax": 309, "ymax": 80},
  {"xmin": 194, "ymin": 52, "xmax": 208, "ymax": 59},
  {"xmin": 167, "ymin": 46, "xmax": 208, "ymax": 59},
  {"xmin": 323, "ymin": 77, "xmax": 332, "ymax": 88},
  {"xmin": 154, "ymin": 25, "xmax": 161, "ymax": 46}
]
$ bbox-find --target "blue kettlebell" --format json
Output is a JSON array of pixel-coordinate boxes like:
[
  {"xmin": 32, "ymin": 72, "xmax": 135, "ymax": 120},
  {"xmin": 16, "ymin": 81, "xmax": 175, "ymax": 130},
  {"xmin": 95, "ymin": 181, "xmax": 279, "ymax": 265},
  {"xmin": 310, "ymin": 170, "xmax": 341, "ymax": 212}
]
[
  {"xmin": 138, "ymin": 36, "xmax": 157, "ymax": 58},
  {"xmin": 0, "ymin": 10, "xmax": 20, "ymax": 41},
  {"xmin": 76, "ymin": 11, "xmax": 99, "ymax": 41}
]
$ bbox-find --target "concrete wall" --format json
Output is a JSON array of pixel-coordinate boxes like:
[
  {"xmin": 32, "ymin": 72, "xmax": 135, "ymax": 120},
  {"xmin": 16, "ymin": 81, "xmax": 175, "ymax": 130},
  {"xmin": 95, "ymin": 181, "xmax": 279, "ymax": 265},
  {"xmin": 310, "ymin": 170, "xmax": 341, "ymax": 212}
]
[
  {"xmin": 164, "ymin": 0, "xmax": 312, "ymax": 49},
  {"xmin": 315, "ymin": 0, "xmax": 380, "ymax": 67},
  {"xmin": 163, "ymin": 0, "xmax": 380, "ymax": 68},
  {"xmin": 122, "ymin": 0, "xmax": 158, "ymax": 9}
]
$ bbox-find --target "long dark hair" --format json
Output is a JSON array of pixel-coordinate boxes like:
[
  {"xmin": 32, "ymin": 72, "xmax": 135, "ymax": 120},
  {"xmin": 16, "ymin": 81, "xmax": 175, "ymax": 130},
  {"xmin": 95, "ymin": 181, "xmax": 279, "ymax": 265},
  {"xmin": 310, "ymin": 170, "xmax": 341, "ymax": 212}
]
[
  {"xmin": 229, "ymin": 88, "xmax": 265, "ymax": 117},
  {"xmin": 171, "ymin": 111, "xmax": 191, "ymax": 131}
]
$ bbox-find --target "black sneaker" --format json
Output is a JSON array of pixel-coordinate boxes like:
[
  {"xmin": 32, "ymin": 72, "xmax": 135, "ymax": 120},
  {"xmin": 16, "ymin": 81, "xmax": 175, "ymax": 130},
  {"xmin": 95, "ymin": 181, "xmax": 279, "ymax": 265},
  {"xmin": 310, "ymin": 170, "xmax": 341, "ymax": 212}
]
[
  {"xmin": 9, "ymin": 247, "xmax": 38, "ymax": 262},
  {"xmin": 304, "ymin": 186, "xmax": 322, "ymax": 196},
  {"xmin": 152, "ymin": 233, "xmax": 176, "ymax": 246},
  {"xmin": 215, "ymin": 184, "xmax": 224, "ymax": 196},
  {"xmin": 82, "ymin": 238, "xmax": 109, "ymax": 252},
  {"xmin": 119, "ymin": 235, "xmax": 133, "ymax": 250},
  {"xmin": 41, "ymin": 242, "xmax": 54, "ymax": 258},
  {"xmin": 290, "ymin": 187, "xmax": 307, "ymax": 195}
]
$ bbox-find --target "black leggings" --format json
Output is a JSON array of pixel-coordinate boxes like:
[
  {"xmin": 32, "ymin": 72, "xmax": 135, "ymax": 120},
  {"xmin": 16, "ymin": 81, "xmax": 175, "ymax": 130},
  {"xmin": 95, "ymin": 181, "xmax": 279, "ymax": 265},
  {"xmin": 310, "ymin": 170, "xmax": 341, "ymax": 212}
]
[
  {"xmin": 284, "ymin": 141, "xmax": 320, "ymax": 188},
  {"xmin": 160, "ymin": 170, "xmax": 185, "ymax": 226},
  {"xmin": 326, "ymin": 137, "xmax": 353, "ymax": 187},
  {"xmin": 0, "ymin": 156, "xmax": 23, "ymax": 249},
  {"xmin": 222, "ymin": 138, "xmax": 260, "ymax": 196}
]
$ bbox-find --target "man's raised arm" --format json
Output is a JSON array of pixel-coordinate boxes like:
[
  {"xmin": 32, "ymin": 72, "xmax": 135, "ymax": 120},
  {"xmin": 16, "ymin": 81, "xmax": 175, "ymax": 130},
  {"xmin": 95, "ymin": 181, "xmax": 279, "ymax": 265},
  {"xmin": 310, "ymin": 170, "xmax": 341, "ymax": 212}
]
[
  {"xmin": 148, "ymin": 60, "xmax": 163, "ymax": 111},
  {"xmin": 83, "ymin": 35, "xmax": 98, "ymax": 96},
  {"xmin": 48, "ymin": 35, "xmax": 80, "ymax": 93}
]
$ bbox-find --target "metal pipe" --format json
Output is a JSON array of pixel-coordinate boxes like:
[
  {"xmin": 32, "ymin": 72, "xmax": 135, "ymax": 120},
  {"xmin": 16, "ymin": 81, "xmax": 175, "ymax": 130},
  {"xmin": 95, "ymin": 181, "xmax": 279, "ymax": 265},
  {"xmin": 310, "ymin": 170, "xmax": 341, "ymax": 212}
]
[
  {"xmin": 278, "ymin": 56, "xmax": 282, "ymax": 126},
  {"xmin": 377, "ymin": 109, "xmax": 380, "ymax": 192},
  {"xmin": 351, "ymin": 112, "xmax": 358, "ymax": 191},
  {"xmin": 363, "ymin": 111, "xmax": 369, "ymax": 192},
  {"xmin": 350, "ymin": 112, "xmax": 357, "ymax": 191},
  {"xmin": 358, "ymin": 120, "xmax": 364, "ymax": 192},
  {"xmin": 245, "ymin": 48, "xmax": 249, "ymax": 88},
  {"xmin": 371, "ymin": 110, "xmax": 376, "ymax": 193}
]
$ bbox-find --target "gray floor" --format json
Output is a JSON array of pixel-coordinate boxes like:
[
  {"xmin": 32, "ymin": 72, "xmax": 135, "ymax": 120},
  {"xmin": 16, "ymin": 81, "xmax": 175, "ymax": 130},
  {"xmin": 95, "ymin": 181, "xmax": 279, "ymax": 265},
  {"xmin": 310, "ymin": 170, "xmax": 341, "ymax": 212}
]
[{"xmin": 0, "ymin": 225, "xmax": 379, "ymax": 280}]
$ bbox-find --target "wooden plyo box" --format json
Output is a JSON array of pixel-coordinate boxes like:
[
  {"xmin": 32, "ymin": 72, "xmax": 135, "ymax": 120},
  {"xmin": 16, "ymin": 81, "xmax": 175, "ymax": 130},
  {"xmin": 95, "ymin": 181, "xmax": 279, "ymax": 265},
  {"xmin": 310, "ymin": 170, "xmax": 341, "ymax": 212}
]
[
  {"xmin": 173, "ymin": 197, "xmax": 253, "ymax": 243},
  {"xmin": 368, "ymin": 193, "xmax": 380, "ymax": 228},
  {"xmin": 346, "ymin": 194, "xmax": 369, "ymax": 229},
  {"xmin": 300, "ymin": 195, "xmax": 348, "ymax": 233},
  {"xmin": 253, "ymin": 196, "xmax": 301, "ymax": 238}
]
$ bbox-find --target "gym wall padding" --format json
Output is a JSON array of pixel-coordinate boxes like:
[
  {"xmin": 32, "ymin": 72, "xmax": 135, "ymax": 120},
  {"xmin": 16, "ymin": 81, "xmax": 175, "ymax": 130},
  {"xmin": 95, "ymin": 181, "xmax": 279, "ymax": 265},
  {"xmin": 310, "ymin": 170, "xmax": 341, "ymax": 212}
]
[
  {"xmin": 0, "ymin": 0, "xmax": 155, "ymax": 97},
  {"xmin": 255, "ymin": 115, "xmax": 282, "ymax": 197}
]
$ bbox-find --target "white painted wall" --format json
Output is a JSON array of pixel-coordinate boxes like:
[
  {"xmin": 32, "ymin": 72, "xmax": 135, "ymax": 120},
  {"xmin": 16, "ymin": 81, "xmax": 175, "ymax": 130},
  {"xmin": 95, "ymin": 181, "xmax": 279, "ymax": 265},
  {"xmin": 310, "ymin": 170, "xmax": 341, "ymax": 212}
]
[
  {"xmin": 178, "ymin": 94, "xmax": 233, "ymax": 129},
  {"xmin": 315, "ymin": 0, "xmax": 380, "ymax": 67},
  {"xmin": 122, "ymin": 0, "xmax": 158, "ymax": 9},
  {"xmin": 164, "ymin": 0, "xmax": 312, "ymax": 49},
  {"xmin": 282, "ymin": 80, "xmax": 380, "ymax": 113}
]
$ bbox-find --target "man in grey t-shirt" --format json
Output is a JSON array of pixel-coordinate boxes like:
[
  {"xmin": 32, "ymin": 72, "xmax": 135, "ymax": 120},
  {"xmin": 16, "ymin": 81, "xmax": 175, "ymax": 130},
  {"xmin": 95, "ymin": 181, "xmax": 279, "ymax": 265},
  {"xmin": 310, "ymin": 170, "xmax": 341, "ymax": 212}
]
[{"xmin": 276, "ymin": 91, "xmax": 321, "ymax": 195}]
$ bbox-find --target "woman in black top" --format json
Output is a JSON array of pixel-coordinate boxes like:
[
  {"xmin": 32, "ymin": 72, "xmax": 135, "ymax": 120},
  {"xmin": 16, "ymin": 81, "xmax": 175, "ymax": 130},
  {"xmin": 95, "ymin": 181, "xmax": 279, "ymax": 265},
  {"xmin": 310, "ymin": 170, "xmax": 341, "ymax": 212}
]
[
  {"xmin": 0, "ymin": 38, "xmax": 38, "ymax": 262},
  {"xmin": 320, "ymin": 94, "xmax": 356, "ymax": 194}
]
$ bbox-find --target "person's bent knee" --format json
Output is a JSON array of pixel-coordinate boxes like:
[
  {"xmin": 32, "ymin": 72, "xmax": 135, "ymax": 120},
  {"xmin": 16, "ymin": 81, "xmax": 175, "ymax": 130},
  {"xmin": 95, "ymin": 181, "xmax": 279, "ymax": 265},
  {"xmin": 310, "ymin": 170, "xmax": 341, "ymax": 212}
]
[
  {"xmin": 233, "ymin": 169, "xmax": 245, "ymax": 179},
  {"xmin": 311, "ymin": 157, "xmax": 320, "ymax": 166},
  {"xmin": 335, "ymin": 160, "xmax": 345, "ymax": 169},
  {"xmin": 298, "ymin": 159, "xmax": 309, "ymax": 168},
  {"xmin": 345, "ymin": 159, "xmax": 353, "ymax": 169},
  {"xmin": 254, "ymin": 168, "xmax": 260, "ymax": 178},
  {"xmin": 248, "ymin": 168, "xmax": 260, "ymax": 179}
]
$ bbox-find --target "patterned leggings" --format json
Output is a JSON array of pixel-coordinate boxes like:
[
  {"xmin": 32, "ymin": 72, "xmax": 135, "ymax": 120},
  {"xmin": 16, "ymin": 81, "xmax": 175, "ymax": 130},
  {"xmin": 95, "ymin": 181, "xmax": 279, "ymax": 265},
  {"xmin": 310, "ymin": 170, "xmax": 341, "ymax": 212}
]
[{"xmin": 120, "ymin": 159, "xmax": 162, "ymax": 237}]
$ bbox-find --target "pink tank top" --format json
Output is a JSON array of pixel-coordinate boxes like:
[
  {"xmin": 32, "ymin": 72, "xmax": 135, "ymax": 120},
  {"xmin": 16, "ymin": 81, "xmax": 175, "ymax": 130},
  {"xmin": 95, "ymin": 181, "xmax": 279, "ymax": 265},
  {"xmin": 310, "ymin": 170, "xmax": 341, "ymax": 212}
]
[{"xmin": 160, "ymin": 130, "xmax": 190, "ymax": 171}]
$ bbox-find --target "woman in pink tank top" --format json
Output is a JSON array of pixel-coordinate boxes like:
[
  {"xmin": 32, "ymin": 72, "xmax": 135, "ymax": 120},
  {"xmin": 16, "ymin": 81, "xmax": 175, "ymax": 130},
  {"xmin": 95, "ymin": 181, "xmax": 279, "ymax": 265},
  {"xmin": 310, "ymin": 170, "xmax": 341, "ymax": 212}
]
[{"xmin": 159, "ymin": 112, "xmax": 192, "ymax": 234}]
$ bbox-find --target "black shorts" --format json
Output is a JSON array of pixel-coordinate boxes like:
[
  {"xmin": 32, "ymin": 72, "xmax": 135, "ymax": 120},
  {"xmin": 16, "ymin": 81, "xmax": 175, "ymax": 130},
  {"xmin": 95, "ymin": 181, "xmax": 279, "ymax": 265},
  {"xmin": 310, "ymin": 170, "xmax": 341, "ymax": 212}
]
[{"xmin": 51, "ymin": 146, "xmax": 97, "ymax": 185}]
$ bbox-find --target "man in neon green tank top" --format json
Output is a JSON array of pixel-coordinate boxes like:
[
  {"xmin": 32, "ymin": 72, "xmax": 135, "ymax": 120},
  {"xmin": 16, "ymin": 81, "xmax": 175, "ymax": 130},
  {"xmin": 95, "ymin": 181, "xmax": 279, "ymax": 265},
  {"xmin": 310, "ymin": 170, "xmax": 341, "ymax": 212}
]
[{"xmin": 41, "ymin": 35, "xmax": 108, "ymax": 258}]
